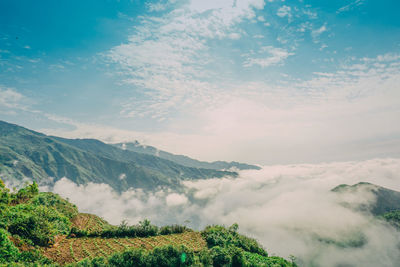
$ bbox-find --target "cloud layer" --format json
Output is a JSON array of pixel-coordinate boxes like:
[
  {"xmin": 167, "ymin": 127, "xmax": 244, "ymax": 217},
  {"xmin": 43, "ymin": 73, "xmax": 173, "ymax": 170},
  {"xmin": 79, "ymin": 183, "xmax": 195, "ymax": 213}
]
[{"xmin": 42, "ymin": 158, "xmax": 400, "ymax": 267}]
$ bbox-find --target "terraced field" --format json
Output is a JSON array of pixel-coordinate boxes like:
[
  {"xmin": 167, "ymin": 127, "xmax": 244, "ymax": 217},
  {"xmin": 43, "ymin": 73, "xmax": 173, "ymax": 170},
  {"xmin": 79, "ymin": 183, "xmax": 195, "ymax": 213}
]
[
  {"xmin": 71, "ymin": 213, "xmax": 113, "ymax": 233},
  {"xmin": 41, "ymin": 232, "xmax": 206, "ymax": 265}
]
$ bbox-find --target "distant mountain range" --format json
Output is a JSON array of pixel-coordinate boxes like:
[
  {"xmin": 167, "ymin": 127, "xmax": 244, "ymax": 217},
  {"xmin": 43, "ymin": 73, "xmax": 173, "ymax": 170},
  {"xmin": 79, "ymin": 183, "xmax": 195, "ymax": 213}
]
[
  {"xmin": 113, "ymin": 142, "xmax": 261, "ymax": 171},
  {"xmin": 0, "ymin": 120, "xmax": 260, "ymax": 191}
]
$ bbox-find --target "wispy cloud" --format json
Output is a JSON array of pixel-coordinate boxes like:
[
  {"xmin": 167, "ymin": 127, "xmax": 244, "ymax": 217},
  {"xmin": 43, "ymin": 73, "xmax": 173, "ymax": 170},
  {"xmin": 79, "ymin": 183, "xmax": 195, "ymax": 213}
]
[
  {"xmin": 276, "ymin": 5, "xmax": 291, "ymax": 20},
  {"xmin": 146, "ymin": 1, "xmax": 170, "ymax": 12},
  {"xmin": 311, "ymin": 23, "xmax": 327, "ymax": 42},
  {"xmin": 107, "ymin": 0, "xmax": 267, "ymax": 121},
  {"xmin": 243, "ymin": 46, "xmax": 294, "ymax": 67},
  {"xmin": 0, "ymin": 87, "xmax": 33, "ymax": 114},
  {"xmin": 337, "ymin": 0, "xmax": 365, "ymax": 14}
]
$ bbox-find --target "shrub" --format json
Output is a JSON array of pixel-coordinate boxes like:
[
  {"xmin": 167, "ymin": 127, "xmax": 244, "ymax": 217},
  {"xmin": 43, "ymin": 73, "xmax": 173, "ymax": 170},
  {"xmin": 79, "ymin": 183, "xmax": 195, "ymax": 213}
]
[
  {"xmin": 244, "ymin": 252, "xmax": 297, "ymax": 267},
  {"xmin": 6, "ymin": 205, "xmax": 71, "ymax": 246},
  {"xmin": 202, "ymin": 224, "xmax": 268, "ymax": 257},
  {"xmin": 30, "ymin": 192, "xmax": 78, "ymax": 219},
  {"xmin": 210, "ymin": 246, "xmax": 231, "ymax": 267},
  {"xmin": 159, "ymin": 224, "xmax": 190, "ymax": 235},
  {"xmin": 0, "ymin": 229, "xmax": 20, "ymax": 263},
  {"xmin": 149, "ymin": 245, "xmax": 194, "ymax": 267},
  {"xmin": 108, "ymin": 249, "xmax": 147, "ymax": 267},
  {"xmin": 0, "ymin": 179, "xmax": 10, "ymax": 205},
  {"xmin": 10, "ymin": 182, "xmax": 39, "ymax": 205}
]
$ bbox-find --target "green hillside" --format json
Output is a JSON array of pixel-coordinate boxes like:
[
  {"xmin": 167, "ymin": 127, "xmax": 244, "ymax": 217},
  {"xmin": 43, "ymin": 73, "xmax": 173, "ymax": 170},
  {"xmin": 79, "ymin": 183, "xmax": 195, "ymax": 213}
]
[
  {"xmin": 0, "ymin": 180, "xmax": 296, "ymax": 266},
  {"xmin": 113, "ymin": 142, "xmax": 261, "ymax": 171},
  {"xmin": 0, "ymin": 120, "xmax": 236, "ymax": 192}
]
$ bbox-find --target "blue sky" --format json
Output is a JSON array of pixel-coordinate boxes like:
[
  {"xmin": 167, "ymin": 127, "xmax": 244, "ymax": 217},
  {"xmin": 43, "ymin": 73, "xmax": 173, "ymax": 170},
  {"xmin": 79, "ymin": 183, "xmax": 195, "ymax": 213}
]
[{"xmin": 1, "ymin": 0, "xmax": 400, "ymax": 164}]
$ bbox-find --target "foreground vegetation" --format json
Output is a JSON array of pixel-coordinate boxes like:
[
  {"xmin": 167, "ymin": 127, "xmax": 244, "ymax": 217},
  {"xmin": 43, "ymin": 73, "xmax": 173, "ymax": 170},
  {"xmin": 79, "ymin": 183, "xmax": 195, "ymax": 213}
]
[{"xmin": 0, "ymin": 179, "xmax": 296, "ymax": 266}]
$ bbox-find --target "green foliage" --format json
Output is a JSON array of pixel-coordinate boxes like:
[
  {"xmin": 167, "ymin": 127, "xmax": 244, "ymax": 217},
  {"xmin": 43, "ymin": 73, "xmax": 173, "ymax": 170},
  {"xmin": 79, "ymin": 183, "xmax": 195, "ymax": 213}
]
[
  {"xmin": 243, "ymin": 252, "xmax": 297, "ymax": 267},
  {"xmin": 72, "ymin": 257, "xmax": 107, "ymax": 267},
  {"xmin": 209, "ymin": 246, "xmax": 231, "ymax": 267},
  {"xmin": 5, "ymin": 204, "xmax": 71, "ymax": 246},
  {"xmin": 382, "ymin": 210, "xmax": 400, "ymax": 228},
  {"xmin": 30, "ymin": 192, "xmax": 78, "ymax": 219},
  {"xmin": 159, "ymin": 224, "xmax": 191, "ymax": 235},
  {"xmin": 10, "ymin": 181, "xmax": 39, "ymax": 205},
  {"xmin": 202, "ymin": 224, "xmax": 267, "ymax": 257},
  {"xmin": 147, "ymin": 245, "xmax": 195, "ymax": 267},
  {"xmin": 200, "ymin": 225, "xmax": 297, "ymax": 267},
  {"xmin": 73, "ymin": 243, "xmax": 294, "ymax": 267},
  {"xmin": 0, "ymin": 229, "xmax": 19, "ymax": 263},
  {"xmin": 0, "ymin": 179, "xmax": 10, "ymax": 205},
  {"xmin": 76, "ymin": 245, "xmax": 195, "ymax": 267},
  {"xmin": 0, "ymin": 182, "xmax": 71, "ymax": 248},
  {"xmin": 70, "ymin": 219, "xmax": 191, "ymax": 239}
]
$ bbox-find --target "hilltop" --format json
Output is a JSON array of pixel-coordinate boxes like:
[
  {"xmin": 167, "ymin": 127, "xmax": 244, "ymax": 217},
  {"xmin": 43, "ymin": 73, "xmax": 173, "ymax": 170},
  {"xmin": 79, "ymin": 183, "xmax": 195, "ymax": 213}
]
[{"xmin": 0, "ymin": 180, "xmax": 296, "ymax": 266}]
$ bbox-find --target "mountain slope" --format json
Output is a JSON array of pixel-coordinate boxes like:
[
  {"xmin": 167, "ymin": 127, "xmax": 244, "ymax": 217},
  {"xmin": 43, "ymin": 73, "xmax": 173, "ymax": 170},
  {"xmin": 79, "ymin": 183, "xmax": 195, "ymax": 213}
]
[
  {"xmin": 332, "ymin": 182, "xmax": 400, "ymax": 216},
  {"xmin": 113, "ymin": 141, "xmax": 261, "ymax": 170},
  {"xmin": 0, "ymin": 120, "xmax": 236, "ymax": 191}
]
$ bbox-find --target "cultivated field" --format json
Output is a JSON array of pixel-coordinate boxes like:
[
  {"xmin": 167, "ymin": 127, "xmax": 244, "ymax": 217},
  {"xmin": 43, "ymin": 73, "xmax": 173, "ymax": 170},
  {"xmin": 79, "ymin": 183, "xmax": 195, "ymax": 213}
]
[
  {"xmin": 41, "ymin": 232, "xmax": 206, "ymax": 265},
  {"xmin": 70, "ymin": 213, "xmax": 113, "ymax": 233}
]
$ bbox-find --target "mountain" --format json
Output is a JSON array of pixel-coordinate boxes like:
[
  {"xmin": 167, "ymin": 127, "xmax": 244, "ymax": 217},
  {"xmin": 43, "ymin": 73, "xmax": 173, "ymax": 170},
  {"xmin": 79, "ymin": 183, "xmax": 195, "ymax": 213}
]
[
  {"xmin": 113, "ymin": 141, "xmax": 261, "ymax": 171},
  {"xmin": 332, "ymin": 182, "xmax": 400, "ymax": 216},
  {"xmin": 0, "ymin": 120, "xmax": 237, "ymax": 192}
]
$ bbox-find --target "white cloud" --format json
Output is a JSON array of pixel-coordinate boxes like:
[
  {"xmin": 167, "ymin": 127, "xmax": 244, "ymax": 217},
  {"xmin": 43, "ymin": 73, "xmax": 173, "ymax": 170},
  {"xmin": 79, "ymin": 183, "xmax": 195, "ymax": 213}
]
[
  {"xmin": 243, "ymin": 46, "xmax": 294, "ymax": 67},
  {"xmin": 42, "ymin": 158, "xmax": 400, "ymax": 266},
  {"xmin": 0, "ymin": 87, "xmax": 34, "ymax": 115},
  {"xmin": 257, "ymin": 15, "xmax": 265, "ymax": 21},
  {"xmin": 107, "ymin": 0, "xmax": 266, "ymax": 121},
  {"xmin": 147, "ymin": 1, "xmax": 169, "ymax": 12},
  {"xmin": 166, "ymin": 193, "xmax": 188, "ymax": 206},
  {"xmin": 311, "ymin": 23, "xmax": 327, "ymax": 43},
  {"xmin": 277, "ymin": 5, "xmax": 291, "ymax": 19},
  {"xmin": 253, "ymin": 34, "xmax": 264, "ymax": 38},
  {"xmin": 0, "ymin": 87, "xmax": 24, "ymax": 109},
  {"xmin": 188, "ymin": 0, "xmax": 265, "ymax": 14}
]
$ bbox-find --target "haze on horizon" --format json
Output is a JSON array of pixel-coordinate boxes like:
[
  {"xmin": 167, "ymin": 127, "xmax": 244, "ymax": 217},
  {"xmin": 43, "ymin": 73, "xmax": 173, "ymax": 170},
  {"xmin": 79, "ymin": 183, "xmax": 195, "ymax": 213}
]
[{"xmin": 1, "ymin": 0, "xmax": 400, "ymax": 165}]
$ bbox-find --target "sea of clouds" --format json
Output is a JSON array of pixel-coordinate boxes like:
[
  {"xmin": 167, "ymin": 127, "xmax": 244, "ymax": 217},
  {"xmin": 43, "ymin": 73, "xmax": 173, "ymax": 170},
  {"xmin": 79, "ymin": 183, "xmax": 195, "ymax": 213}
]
[{"xmin": 40, "ymin": 158, "xmax": 400, "ymax": 267}]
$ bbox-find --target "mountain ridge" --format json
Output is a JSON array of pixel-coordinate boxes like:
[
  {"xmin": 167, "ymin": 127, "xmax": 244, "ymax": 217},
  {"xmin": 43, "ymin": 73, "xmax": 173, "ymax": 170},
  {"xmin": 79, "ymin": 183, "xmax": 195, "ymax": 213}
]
[
  {"xmin": 113, "ymin": 141, "xmax": 261, "ymax": 171},
  {"xmin": 0, "ymin": 120, "xmax": 238, "ymax": 192}
]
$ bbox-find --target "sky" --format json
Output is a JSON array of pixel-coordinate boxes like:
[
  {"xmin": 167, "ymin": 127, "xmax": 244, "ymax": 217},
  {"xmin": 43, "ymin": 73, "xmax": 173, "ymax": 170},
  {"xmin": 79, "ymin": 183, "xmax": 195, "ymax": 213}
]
[{"xmin": 0, "ymin": 0, "xmax": 400, "ymax": 164}]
